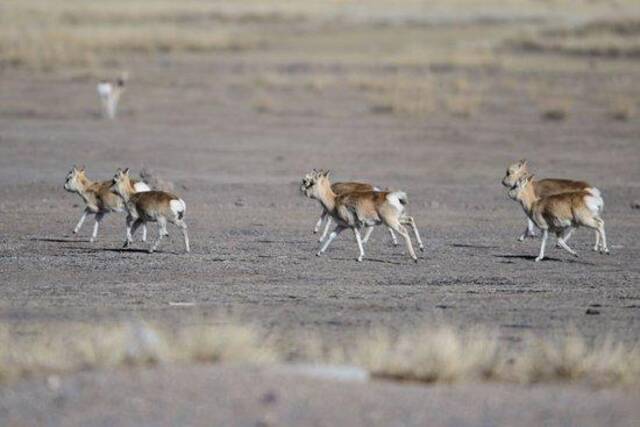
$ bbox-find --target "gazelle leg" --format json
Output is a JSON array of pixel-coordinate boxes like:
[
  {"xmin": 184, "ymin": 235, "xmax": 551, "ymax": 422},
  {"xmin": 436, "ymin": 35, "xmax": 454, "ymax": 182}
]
[
  {"xmin": 141, "ymin": 224, "xmax": 147, "ymax": 242},
  {"xmin": 317, "ymin": 225, "xmax": 346, "ymax": 256},
  {"xmin": 123, "ymin": 215, "xmax": 135, "ymax": 248},
  {"xmin": 556, "ymin": 228, "xmax": 578, "ymax": 257},
  {"xmin": 597, "ymin": 219, "xmax": 609, "ymax": 254},
  {"xmin": 535, "ymin": 229, "xmax": 548, "ymax": 262},
  {"xmin": 362, "ymin": 226, "xmax": 374, "ymax": 244},
  {"xmin": 314, "ymin": 211, "xmax": 326, "ymax": 234},
  {"xmin": 175, "ymin": 219, "xmax": 190, "ymax": 253},
  {"xmin": 150, "ymin": 217, "xmax": 168, "ymax": 253},
  {"xmin": 130, "ymin": 218, "xmax": 144, "ymax": 243},
  {"xmin": 401, "ymin": 216, "xmax": 424, "ymax": 252},
  {"xmin": 73, "ymin": 208, "xmax": 90, "ymax": 234},
  {"xmin": 593, "ymin": 229, "xmax": 600, "ymax": 252},
  {"xmin": 556, "ymin": 228, "xmax": 574, "ymax": 248},
  {"xmin": 387, "ymin": 227, "xmax": 398, "ymax": 246},
  {"xmin": 518, "ymin": 218, "xmax": 537, "ymax": 241},
  {"xmin": 389, "ymin": 221, "xmax": 417, "ymax": 263},
  {"xmin": 354, "ymin": 228, "xmax": 365, "ymax": 262},
  {"xmin": 90, "ymin": 212, "xmax": 105, "ymax": 243},
  {"xmin": 319, "ymin": 216, "xmax": 332, "ymax": 242}
]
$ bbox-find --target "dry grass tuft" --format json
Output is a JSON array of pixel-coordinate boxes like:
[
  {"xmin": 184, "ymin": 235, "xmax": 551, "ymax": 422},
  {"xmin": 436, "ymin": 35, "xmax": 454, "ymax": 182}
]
[
  {"xmin": 253, "ymin": 94, "xmax": 278, "ymax": 113},
  {"xmin": 355, "ymin": 74, "xmax": 483, "ymax": 119},
  {"xmin": 508, "ymin": 18, "xmax": 640, "ymax": 58},
  {"xmin": 609, "ymin": 97, "xmax": 636, "ymax": 121},
  {"xmin": 0, "ymin": 322, "xmax": 276, "ymax": 384},
  {"xmin": 0, "ymin": 1, "xmax": 263, "ymax": 70},
  {"xmin": 540, "ymin": 98, "xmax": 571, "ymax": 121},
  {"xmin": 305, "ymin": 327, "xmax": 640, "ymax": 387},
  {"xmin": 1, "ymin": 323, "xmax": 638, "ymax": 387}
]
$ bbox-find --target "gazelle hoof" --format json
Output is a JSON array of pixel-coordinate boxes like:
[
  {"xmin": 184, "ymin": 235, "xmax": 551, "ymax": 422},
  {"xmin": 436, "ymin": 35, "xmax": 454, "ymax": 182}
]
[
  {"xmin": 518, "ymin": 236, "xmax": 525, "ymax": 242},
  {"xmin": 419, "ymin": 246, "xmax": 425, "ymax": 252},
  {"xmin": 356, "ymin": 257, "xmax": 363, "ymax": 262},
  {"xmin": 535, "ymin": 256, "xmax": 543, "ymax": 262},
  {"xmin": 413, "ymin": 258, "xmax": 418, "ymax": 263},
  {"xmin": 316, "ymin": 252, "xmax": 322, "ymax": 257}
]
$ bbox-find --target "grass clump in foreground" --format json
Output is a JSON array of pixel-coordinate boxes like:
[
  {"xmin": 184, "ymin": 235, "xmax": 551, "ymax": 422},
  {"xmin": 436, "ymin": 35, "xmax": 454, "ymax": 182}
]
[{"xmin": 1, "ymin": 323, "xmax": 638, "ymax": 387}]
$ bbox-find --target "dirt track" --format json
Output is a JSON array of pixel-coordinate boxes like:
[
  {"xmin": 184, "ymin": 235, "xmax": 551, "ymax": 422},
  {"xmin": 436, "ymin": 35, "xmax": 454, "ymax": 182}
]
[{"xmin": 0, "ymin": 55, "xmax": 639, "ymax": 424}]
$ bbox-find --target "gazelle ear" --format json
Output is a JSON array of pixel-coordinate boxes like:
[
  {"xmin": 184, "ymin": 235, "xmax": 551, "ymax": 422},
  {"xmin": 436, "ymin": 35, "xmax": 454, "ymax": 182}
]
[
  {"xmin": 324, "ymin": 169, "xmax": 331, "ymax": 177},
  {"xmin": 123, "ymin": 168, "xmax": 130, "ymax": 175},
  {"xmin": 518, "ymin": 159, "xmax": 527, "ymax": 167},
  {"xmin": 79, "ymin": 165, "xmax": 86, "ymax": 172},
  {"xmin": 527, "ymin": 174, "xmax": 534, "ymax": 182}
]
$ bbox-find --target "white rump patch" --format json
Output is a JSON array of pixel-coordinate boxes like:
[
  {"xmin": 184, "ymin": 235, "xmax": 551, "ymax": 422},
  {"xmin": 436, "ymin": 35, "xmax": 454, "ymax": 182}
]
[
  {"xmin": 133, "ymin": 182, "xmax": 151, "ymax": 192},
  {"xmin": 584, "ymin": 194, "xmax": 603, "ymax": 215},
  {"xmin": 386, "ymin": 191, "xmax": 407, "ymax": 213},
  {"xmin": 586, "ymin": 187, "xmax": 604, "ymax": 212},
  {"xmin": 170, "ymin": 199, "xmax": 186, "ymax": 216},
  {"xmin": 373, "ymin": 186, "xmax": 382, "ymax": 191}
]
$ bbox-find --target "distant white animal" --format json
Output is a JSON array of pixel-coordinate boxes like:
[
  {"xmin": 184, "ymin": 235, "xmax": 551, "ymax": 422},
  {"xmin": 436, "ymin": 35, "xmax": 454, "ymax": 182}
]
[{"xmin": 97, "ymin": 75, "xmax": 126, "ymax": 119}]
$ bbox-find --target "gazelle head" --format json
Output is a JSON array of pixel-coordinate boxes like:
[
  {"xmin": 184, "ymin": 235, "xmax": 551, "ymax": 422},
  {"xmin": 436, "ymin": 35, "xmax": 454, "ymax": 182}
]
[
  {"xmin": 508, "ymin": 174, "xmax": 534, "ymax": 201},
  {"xmin": 111, "ymin": 168, "xmax": 134, "ymax": 199},
  {"xmin": 64, "ymin": 165, "xmax": 86, "ymax": 193},
  {"xmin": 300, "ymin": 169, "xmax": 330, "ymax": 200},
  {"xmin": 502, "ymin": 159, "xmax": 528, "ymax": 188}
]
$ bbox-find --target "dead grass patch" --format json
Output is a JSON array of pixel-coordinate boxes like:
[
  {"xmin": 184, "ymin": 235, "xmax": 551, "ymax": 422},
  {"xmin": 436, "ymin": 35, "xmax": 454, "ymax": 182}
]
[
  {"xmin": 308, "ymin": 326, "xmax": 640, "ymax": 387},
  {"xmin": 0, "ymin": 322, "xmax": 277, "ymax": 384},
  {"xmin": 509, "ymin": 18, "xmax": 640, "ymax": 58},
  {"xmin": 0, "ymin": 1, "xmax": 264, "ymax": 70},
  {"xmin": 1, "ymin": 323, "xmax": 638, "ymax": 387},
  {"xmin": 356, "ymin": 74, "xmax": 482, "ymax": 119},
  {"xmin": 608, "ymin": 97, "xmax": 636, "ymax": 121}
]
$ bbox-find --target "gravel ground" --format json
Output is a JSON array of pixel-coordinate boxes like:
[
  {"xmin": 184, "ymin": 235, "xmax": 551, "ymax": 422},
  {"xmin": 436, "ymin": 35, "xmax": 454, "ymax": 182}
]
[{"xmin": 0, "ymin": 56, "xmax": 638, "ymax": 424}]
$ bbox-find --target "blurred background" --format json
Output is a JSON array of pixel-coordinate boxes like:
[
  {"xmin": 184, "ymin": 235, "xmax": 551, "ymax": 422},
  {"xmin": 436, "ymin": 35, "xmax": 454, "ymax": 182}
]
[{"xmin": 1, "ymin": 0, "xmax": 639, "ymax": 122}]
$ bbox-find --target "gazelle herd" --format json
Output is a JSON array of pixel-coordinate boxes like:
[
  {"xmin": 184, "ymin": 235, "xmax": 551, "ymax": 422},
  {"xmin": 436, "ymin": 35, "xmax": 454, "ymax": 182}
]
[{"xmin": 63, "ymin": 160, "xmax": 608, "ymax": 262}]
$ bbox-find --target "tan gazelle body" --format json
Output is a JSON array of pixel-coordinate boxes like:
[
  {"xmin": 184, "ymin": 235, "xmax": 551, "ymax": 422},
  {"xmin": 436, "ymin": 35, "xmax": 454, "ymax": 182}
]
[
  {"xmin": 64, "ymin": 166, "xmax": 149, "ymax": 242},
  {"xmin": 111, "ymin": 168, "xmax": 189, "ymax": 253},
  {"xmin": 300, "ymin": 170, "xmax": 423, "ymax": 263},
  {"xmin": 301, "ymin": 171, "xmax": 399, "ymax": 246},
  {"xmin": 502, "ymin": 159, "xmax": 602, "ymax": 243},
  {"xmin": 508, "ymin": 174, "xmax": 608, "ymax": 262}
]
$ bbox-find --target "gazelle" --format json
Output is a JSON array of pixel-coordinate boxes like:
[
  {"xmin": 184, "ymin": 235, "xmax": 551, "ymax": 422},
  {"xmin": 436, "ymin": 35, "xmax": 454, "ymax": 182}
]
[
  {"xmin": 302, "ymin": 171, "xmax": 398, "ymax": 246},
  {"xmin": 63, "ymin": 166, "xmax": 150, "ymax": 242},
  {"xmin": 502, "ymin": 159, "xmax": 602, "ymax": 245},
  {"xmin": 111, "ymin": 168, "xmax": 190, "ymax": 254},
  {"xmin": 300, "ymin": 170, "xmax": 423, "ymax": 262},
  {"xmin": 508, "ymin": 174, "xmax": 608, "ymax": 262},
  {"xmin": 97, "ymin": 74, "xmax": 126, "ymax": 119}
]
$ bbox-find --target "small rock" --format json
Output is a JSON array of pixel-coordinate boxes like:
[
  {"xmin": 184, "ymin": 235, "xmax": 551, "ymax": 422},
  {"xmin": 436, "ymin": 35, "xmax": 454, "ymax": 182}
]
[
  {"xmin": 585, "ymin": 308, "xmax": 600, "ymax": 315},
  {"xmin": 631, "ymin": 201, "xmax": 640, "ymax": 209},
  {"xmin": 260, "ymin": 390, "xmax": 278, "ymax": 405},
  {"xmin": 235, "ymin": 199, "xmax": 245, "ymax": 207}
]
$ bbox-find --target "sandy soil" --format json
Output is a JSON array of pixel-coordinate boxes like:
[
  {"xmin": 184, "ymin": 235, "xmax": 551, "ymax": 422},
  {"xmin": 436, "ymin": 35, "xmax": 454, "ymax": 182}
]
[{"xmin": 0, "ymin": 48, "xmax": 639, "ymax": 424}]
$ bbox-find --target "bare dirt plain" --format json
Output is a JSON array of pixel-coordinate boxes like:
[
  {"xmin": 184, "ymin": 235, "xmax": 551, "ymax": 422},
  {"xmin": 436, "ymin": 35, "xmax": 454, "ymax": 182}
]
[{"xmin": 1, "ymin": 4, "xmax": 640, "ymax": 425}]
